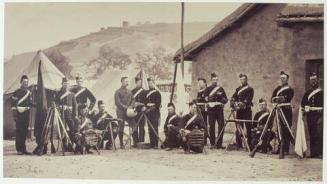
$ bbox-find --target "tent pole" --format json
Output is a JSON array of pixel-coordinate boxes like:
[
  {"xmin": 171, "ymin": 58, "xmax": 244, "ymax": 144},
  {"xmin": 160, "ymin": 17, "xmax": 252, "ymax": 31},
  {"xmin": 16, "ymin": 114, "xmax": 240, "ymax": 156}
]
[{"xmin": 170, "ymin": 62, "xmax": 178, "ymax": 103}]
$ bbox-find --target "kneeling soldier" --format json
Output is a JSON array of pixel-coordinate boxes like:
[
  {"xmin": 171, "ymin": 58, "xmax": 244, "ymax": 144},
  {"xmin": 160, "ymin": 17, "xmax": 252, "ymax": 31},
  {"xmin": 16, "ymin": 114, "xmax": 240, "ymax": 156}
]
[
  {"xmin": 179, "ymin": 101, "xmax": 206, "ymax": 153},
  {"xmin": 251, "ymin": 98, "xmax": 274, "ymax": 153},
  {"xmin": 162, "ymin": 103, "xmax": 181, "ymax": 150},
  {"xmin": 90, "ymin": 100, "xmax": 118, "ymax": 150}
]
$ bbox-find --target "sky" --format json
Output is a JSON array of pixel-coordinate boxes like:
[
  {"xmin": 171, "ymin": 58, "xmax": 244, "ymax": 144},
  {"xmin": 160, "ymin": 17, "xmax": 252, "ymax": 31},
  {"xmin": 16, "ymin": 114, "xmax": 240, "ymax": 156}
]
[{"xmin": 4, "ymin": 2, "xmax": 241, "ymax": 58}]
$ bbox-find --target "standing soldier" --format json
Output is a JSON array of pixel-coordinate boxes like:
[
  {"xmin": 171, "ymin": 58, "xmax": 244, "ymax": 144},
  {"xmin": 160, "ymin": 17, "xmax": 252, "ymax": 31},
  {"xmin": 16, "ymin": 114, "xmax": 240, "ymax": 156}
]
[
  {"xmin": 271, "ymin": 71, "xmax": 294, "ymax": 158},
  {"xmin": 301, "ymin": 72, "xmax": 323, "ymax": 158},
  {"xmin": 71, "ymin": 76, "xmax": 96, "ymax": 114},
  {"xmin": 205, "ymin": 73, "xmax": 228, "ymax": 149},
  {"xmin": 11, "ymin": 75, "xmax": 33, "ymax": 155},
  {"xmin": 231, "ymin": 74, "xmax": 254, "ymax": 150},
  {"xmin": 145, "ymin": 77, "xmax": 161, "ymax": 149},
  {"xmin": 196, "ymin": 78, "xmax": 208, "ymax": 145},
  {"xmin": 55, "ymin": 77, "xmax": 79, "ymax": 153},
  {"xmin": 114, "ymin": 77, "xmax": 138, "ymax": 149},
  {"xmin": 132, "ymin": 77, "xmax": 147, "ymax": 142}
]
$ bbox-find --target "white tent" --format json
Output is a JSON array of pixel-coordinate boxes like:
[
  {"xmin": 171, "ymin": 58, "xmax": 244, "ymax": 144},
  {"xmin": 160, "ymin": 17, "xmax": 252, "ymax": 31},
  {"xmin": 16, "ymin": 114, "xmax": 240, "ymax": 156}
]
[
  {"xmin": 5, "ymin": 50, "xmax": 65, "ymax": 94},
  {"xmin": 91, "ymin": 69, "xmax": 140, "ymax": 115},
  {"xmin": 4, "ymin": 50, "xmax": 65, "ymax": 139}
]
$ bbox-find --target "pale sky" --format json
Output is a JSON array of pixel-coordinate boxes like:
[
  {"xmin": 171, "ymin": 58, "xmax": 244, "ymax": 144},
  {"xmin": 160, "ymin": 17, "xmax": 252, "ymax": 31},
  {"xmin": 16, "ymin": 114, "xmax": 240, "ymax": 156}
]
[{"xmin": 5, "ymin": 2, "xmax": 241, "ymax": 58}]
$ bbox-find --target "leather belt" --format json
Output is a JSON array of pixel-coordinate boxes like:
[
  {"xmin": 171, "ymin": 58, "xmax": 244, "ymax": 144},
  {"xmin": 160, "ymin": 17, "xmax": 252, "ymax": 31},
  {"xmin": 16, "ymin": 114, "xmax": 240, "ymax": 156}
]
[
  {"xmin": 60, "ymin": 105, "xmax": 73, "ymax": 110},
  {"xmin": 147, "ymin": 103, "xmax": 156, "ymax": 107},
  {"xmin": 13, "ymin": 106, "xmax": 30, "ymax": 113},
  {"xmin": 276, "ymin": 103, "xmax": 291, "ymax": 107}
]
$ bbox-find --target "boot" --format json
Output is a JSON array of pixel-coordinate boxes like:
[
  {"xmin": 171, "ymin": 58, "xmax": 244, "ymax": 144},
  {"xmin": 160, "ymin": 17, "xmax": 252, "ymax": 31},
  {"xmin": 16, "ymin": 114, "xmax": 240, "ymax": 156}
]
[
  {"xmin": 279, "ymin": 141, "xmax": 284, "ymax": 159},
  {"xmin": 51, "ymin": 144, "xmax": 56, "ymax": 154}
]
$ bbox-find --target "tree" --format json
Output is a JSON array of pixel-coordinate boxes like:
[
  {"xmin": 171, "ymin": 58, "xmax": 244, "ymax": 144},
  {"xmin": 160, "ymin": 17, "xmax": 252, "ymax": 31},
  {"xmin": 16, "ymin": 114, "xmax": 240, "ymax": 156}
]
[
  {"xmin": 44, "ymin": 49, "xmax": 73, "ymax": 78},
  {"xmin": 135, "ymin": 46, "xmax": 174, "ymax": 80},
  {"xmin": 87, "ymin": 45, "xmax": 132, "ymax": 78}
]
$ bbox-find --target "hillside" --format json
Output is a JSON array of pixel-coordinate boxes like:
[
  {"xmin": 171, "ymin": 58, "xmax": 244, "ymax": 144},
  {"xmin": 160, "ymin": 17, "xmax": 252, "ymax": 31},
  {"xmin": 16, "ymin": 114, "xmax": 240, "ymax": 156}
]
[{"xmin": 5, "ymin": 22, "xmax": 215, "ymax": 81}]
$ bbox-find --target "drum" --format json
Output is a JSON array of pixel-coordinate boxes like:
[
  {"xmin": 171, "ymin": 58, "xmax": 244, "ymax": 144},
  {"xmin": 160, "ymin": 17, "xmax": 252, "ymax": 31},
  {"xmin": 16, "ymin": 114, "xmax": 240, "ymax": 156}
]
[
  {"xmin": 84, "ymin": 130, "xmax": 101, "ymax": 146},
  {"xmin": 188, "ymin": 129, "xmax": 205, "ymax": 148}
]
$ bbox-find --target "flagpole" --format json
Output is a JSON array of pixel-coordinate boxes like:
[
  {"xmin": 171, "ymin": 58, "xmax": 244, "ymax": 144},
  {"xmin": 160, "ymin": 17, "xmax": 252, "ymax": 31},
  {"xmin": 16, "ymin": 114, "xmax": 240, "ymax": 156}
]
[
  {"xmin": 170, "ymin": 2, "xmax": 185, "ymax": 103},
  {"xmin": 180, "ymin": 2, "xmax": 185, "ymax": 78}
]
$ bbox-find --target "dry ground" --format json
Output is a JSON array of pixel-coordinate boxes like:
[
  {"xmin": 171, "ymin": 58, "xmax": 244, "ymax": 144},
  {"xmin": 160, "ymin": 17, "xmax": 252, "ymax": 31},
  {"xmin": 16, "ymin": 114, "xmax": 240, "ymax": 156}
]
[{"xmin": 3, "ymin": 135, "xmax": 322, "ymax": 181}]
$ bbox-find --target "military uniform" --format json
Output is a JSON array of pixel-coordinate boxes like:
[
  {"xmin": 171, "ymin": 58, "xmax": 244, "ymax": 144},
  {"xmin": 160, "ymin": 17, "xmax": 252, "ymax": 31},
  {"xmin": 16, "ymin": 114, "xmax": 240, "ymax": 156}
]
[
  {"xmin": 132, "ymin": 86, "xmax": 147, "ymax": 142},
  {"xmin": 205, "ymin": 84, "xmax": 228, "ymax": 148},
  {"xmin": 301, "ymin": 87, "xmax": 323, "ymax": 158},
  {"xmin": 11, "ymin": 87, "xmax": 33, "ymax": 153},
  {"xmin": 251, "ymin": 110, "xmax": 273, "ymax": 152},
  {"xmin": 271, "ymin": 84, "xmax": 294, "ymax": 154},
  {"xmin": 71, "ymin": 86, "xmax": 96, "ymax": 112},
  {"xmin": 114, "ymin": 86, "xmax": 138, "ymax": 147},
  {"xmin": 90, "ymin": 110, "xmax": 118, "ymax": 149},
  {"xmin": 179, "ymin": 113, "xmax": 206, "ymax": 153},
  {"xmin": 145, "ymin": 88, "xmax": 161, "ymax": 148},
  {"xmin": 162, "ymin": 113, "xmax": 181, "ymax": 149},
  {"xmin": 55, "ymin": 88, "xmax": 78, "ymax": 151},
  {"xmin": 231, "ymin": 84, "xmax": 254, "ymax": 149}
]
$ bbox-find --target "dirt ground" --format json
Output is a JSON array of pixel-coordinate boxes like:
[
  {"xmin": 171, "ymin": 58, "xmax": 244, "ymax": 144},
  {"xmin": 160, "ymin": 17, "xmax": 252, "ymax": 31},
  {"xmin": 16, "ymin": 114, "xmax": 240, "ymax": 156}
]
[{"xmin": 3, "ymin": 136, "xmax": 322, "ymax": 181}]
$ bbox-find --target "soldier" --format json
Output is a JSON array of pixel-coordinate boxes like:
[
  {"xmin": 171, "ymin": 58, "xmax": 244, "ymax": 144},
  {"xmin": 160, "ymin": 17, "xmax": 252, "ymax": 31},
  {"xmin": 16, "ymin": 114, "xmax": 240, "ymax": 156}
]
[
  {"xmin": 11, "ymin": 75, "xmax": 33, "ymax": 155},
  {"xmin": 131, "ymin": 77, "xmax": 147, "ymax": 142},
  {"xmin": 301, "ymin": 72, "xmax": 323, "ymax": 158},
  {"xmin": 179, "ymin": 101, "xmax": 206, "ymax": 153},
  {"xmin": 71, "ymin": 76, "xmax": 96, "ymax": 114},
  {"xmin": 231, "ymin": 74, "xmax": 254, "ymax": 150},
  {"xmin": 145, "ymin": 77, "xmax": 161, "ymax": 149},
  {"xmin": 271, "ymin": 71, "xmax": 294, "ymax": 158},
  {"xmin": 55, "ymin": 77, "xmax": 79, "ymax": 153},
  {"xmin": 89, "ymin": 100, "xmax": 118, "ymax": 150},
  {"xmin": 206, "ymin": 72, "xmax": 228, "ymax": 149},
  {"xmin": 114, "ymin": 77, "xmax": 138, "ymax": 149},
  {"xmin": 251, "ymin": 98, "xmax": 274, "ymax": 153},
  {"xmin": 196, "ymin": 77, "xmax": 208, "ymax": 145},
  {"xmin": 161, "ymin": 103, "xmax": 181, "ymax": 151}
]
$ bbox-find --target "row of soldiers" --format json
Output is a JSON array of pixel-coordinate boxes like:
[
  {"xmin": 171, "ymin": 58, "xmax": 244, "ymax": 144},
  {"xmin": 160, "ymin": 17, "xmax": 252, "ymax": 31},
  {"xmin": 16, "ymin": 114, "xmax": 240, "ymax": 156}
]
[
  {"xmin": 10, "ymin": 74, "xmax": 163, "ymax": 154},
  {"xmin": 11, "ymin": 70, "xmax": 323, "ymax": 158},
  {"xmin": 162, "ymin": 71, "xmax": 323, "ymax": 158}
]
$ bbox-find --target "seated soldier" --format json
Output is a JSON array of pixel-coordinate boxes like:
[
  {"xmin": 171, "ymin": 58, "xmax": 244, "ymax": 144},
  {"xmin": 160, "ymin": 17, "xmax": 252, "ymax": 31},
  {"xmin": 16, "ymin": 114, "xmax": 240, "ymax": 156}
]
[
  {"xmin": 161, "ymin": 103, "xmax": 181, "ymax": 151},
  {"xmin": 76, "ymin": 104, "xmax": 101, "ymax": 154},
  {"xmin": 89, "ymin": 100, "xmax": 119, "ymax": 150},
  {"xmin": 251, "ymin": 98, "xmax": 275, "ymax": 153},
  {"xmin": 179, "ymin": 101, "xmax": 206, "ymax": 153}
]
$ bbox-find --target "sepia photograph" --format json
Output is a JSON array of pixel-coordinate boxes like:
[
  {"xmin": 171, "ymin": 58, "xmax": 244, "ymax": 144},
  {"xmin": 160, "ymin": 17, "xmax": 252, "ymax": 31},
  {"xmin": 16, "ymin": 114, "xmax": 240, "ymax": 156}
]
[{"xmin": 1, "ymin": 1, "xmax": 325, "ymax": 183}]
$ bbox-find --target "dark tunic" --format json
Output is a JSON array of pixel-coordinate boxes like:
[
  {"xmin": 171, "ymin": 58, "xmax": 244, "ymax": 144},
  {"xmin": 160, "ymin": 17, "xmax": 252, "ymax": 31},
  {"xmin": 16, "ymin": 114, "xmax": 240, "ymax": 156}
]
[
  {"xmin": 131, "ymin": 87, "xmax": 147, "ymax": 112},
  {"xmin": 71, "ymin": 86, "xmax": 96, "ymax": 110},
  {"xmin": 55, "ymin": 89, "xmax": 78, "ymax": 133},
  {"xmin": 301, "ymin": 87, "xmax": 323, "ymax": 157}
]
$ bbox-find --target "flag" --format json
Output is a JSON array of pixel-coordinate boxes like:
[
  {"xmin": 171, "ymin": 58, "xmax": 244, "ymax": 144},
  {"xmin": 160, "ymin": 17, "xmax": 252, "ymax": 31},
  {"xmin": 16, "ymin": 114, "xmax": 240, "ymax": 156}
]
[
  {"xmin": 34, "ymin": 60, "xmax": 49, "ymax": 144},
  {"xmin": 294, "ymin": 107, "xmax": 308, "ymax": 158},
  {"xmin": 175, "ymin": 63, "xmax": 189, "ymax": 116}
]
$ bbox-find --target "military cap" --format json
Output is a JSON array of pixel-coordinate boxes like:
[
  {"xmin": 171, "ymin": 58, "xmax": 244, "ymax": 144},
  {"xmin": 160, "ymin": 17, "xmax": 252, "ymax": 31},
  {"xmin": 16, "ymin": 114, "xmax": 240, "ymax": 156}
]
[
  {"xmin": 20, "ymin": 75, "xmax": 28, "ymax": 82},
  {"xmin": 98, "ymin": 100, "xmax": 104, "ymax": 106},
  {"xmin": 280, "ymin": 71, "xmax": 289, "ymax": 79},
  {"xmin": 62, "ymin": 77, "xmax": 68, "ymax": 83},
  {"xmin": 211, "ymin": 72, "xmax": 218, "ymax": 79},
  {"xmin": 239, "ymin": 73, "xmax": 248, "ymax": 79},
  {"xmin": 309, "ymin": 72, "xmax": 318, "ymax": 79},
  {"xmin": 167, "ymin": 102, "xmax": 175, "ymax": 109}
]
